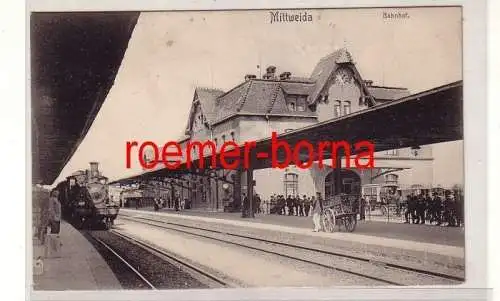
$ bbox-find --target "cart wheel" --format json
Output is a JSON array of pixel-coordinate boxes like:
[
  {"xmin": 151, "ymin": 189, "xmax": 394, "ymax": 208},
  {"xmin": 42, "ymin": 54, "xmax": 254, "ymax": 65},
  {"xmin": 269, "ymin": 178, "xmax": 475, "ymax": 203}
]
[
  {"xmin": 321, "ymin": 210, "xmax": 335, "ymax": 233},
  {"xmin": 380, "ymin": 206, "xmax": 387, "ymax": 216},
  {"xmin": 343, "ymin": 215, "xmax": 357, "ymax": 232}
]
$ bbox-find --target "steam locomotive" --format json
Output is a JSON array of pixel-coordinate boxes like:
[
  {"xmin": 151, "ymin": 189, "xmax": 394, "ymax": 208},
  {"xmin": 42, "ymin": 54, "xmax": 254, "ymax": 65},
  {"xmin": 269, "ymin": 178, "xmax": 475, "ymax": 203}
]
[{"xmin": 54, "ymin": 162, "xmax": 119, "ymax": 229}]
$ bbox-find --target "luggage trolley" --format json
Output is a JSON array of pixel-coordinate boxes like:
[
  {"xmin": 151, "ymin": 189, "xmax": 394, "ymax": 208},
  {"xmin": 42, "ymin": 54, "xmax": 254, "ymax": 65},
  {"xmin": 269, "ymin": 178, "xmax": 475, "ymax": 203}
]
[{"xmin": 321, "ymin": 194, "xmax": 358, "ymax": 233}]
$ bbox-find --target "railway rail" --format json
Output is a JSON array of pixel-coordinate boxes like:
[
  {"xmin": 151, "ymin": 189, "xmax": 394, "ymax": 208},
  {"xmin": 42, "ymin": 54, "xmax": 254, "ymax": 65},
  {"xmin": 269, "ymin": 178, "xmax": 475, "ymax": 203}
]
[
  {"xmin": 86, "ymin": 232, "xmax": 157, "ymax": 289},
  {"xmin": 85, "ymin": 230, "xmax": 231, "ymax": 289},
  {"xmin": 118, "ymin": 213, "xmax": 464, "ymax": 286}
]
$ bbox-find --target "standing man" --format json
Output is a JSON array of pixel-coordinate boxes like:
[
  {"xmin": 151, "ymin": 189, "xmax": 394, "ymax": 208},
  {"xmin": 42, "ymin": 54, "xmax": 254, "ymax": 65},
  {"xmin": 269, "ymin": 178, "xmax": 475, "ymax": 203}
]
[
  {"xmin": 404, "ymin": 195, "xmax": 412, "ymax": 224},
  {"xmin": 417, "ymin": 194, "xmax": 426, "ymax": 224},
  {"xmin": 286, "ymin": 195, "xmax": 293, "ymax": 216},
  {"xmin": 48, "ymin": 190, "xmax": 62, "ymax": 234},
  {"xmin": 312, "ymin": 192, "xmax": 324, "ymax": 232},
  {"xmin": 431, "ymin": 192, "xmax": 442, "ymax": 225},
  {"xmin": 174, "ymin": 193, "xmax": 180, "ymax": 211},
  {"xmin": 352, "ymin": 197, "xmax": 360, "ymax": 220},
  {"xmin": 37, "ymin": 188, "xmax": 50, "ymax": 243},
  {"xmin": 302, "ymin": 195, "xmax": 310, "ymax": 217},
  {"xmin": 242, "ymin": 193, "xmax": 249, "ymax": 218},
  {"xmin": 360, "ymin": 197, "xmax": 366, "ymax": 221}
]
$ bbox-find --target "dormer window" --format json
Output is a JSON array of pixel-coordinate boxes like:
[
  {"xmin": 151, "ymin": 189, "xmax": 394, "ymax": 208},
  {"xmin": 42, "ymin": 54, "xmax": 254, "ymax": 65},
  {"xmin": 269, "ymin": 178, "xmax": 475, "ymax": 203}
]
[
  {"xmin": 343, "ymin": 101, "xmax": 351, "ymax": 115},
  {"xmin": 288, "ymin": 102, "xmax": 296, "ymax": 111},
  {"xmin": 334, "ymin": 100, "xmax": 341, "ymax": 118},
  {"xmin": 296, "ymin": 97, "xmax": 306, "ymax": 112}
]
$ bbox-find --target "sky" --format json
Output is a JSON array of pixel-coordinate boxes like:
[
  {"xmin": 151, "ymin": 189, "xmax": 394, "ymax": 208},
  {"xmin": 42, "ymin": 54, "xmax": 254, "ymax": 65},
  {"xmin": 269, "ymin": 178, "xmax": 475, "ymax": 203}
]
[{"xmin": 52, "ymin": 7, "xmax": 463, "ymax": 185}]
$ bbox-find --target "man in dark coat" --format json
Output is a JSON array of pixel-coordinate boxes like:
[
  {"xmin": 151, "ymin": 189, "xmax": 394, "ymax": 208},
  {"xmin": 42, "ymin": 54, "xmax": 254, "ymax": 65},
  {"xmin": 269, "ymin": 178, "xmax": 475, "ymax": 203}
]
[
  {"xmin": 360, "ymin": 197, "xmax": 366, "ymax": 221},
  {"xmin": 242, "ymin": 193, "xmax": 249, "ymax": 218},
  {"xmin": 286, "ymin": 195, "xmax": 294, "ymax": 216},
  {"xmin": 404, "ymin": 195, "xmax": 413, "ymax": 223},
  {"xmin": 416, "ymin": 194, "xmax": 426, "ymax": 224}
]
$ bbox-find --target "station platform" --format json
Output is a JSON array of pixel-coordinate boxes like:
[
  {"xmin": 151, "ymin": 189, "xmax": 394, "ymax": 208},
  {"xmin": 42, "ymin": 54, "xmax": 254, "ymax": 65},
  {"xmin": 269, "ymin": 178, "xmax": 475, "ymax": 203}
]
[
  {"xmin": 119, "ymin": 207, "xmax": 465, "ymax": 270},
  {"xmin": 31, "ymin": 221, "xmax": 122, "ymax": 291}
]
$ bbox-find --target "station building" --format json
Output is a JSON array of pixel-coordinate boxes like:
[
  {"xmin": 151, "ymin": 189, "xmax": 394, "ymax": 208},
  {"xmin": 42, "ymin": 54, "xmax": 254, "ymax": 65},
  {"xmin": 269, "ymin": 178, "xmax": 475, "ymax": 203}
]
[{"xmin": 146, "ymin": 48, "xmax": 460, "ymax": 211}]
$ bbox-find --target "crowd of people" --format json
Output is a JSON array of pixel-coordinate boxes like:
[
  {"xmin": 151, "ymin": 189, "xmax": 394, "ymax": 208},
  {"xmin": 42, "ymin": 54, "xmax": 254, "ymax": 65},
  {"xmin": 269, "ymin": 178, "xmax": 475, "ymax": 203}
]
[
  {"xmin": 264, "ymin": 194, "xmax": 318, "ymax": 217},
  {"xmin": 400, "ymin": 191, "xmax": 463, "ymax": 227},
  {"xmin": 240, "ymin": 190, "xmax": 463, "ymax": 228}
]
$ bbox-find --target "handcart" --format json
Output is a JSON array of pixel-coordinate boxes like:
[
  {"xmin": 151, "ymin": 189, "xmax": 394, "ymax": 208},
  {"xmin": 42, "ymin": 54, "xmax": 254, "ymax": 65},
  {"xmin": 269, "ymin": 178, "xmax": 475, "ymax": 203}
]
[{"xmin": 321, "ymin": 194, "xmax": 359, "ymax": 233}]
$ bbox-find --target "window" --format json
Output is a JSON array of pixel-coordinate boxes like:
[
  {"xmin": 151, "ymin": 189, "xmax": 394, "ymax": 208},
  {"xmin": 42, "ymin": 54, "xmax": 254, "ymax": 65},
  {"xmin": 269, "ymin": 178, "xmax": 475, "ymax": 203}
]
[
  {"xmin": 385, "ymin": 149, "xmax": 398, "ymax": 156},
  {"xmin": 214, "ymin": 138, "xmax": 218, "ymax": 147},
  {"xmin": 296, "ymin": 97, "xmax": 306, "ymax": 111},
  {"xmin": 288, "ymin": 102, "xmax": 296, "ymax": 111},
  {"xmin": 343, "ymin": 101, "xmax": 351, "ymax": 115},
  {"xmin": 230, "ymin": 131, "xmax": 235, "ymax": 141},
  {"xmin": 283, "ymin": 172, "xmax": 299, "ymax": 197},
  {"xmin": 222, "ymin": 135, "xmax": 226, "ymax": 143},
  {"xmin": 334, "ymin": 101, "xmax": 341, "ymax": 117}
]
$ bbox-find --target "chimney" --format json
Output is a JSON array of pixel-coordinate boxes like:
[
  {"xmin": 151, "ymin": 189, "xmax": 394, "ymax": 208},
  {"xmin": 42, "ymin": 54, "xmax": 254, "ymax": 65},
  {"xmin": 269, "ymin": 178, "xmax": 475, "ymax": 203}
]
[
  {"xmin": 263, "ymin": 66, "xmax": 277, "ymax": 80},
  {"xmin": 279, "ymin": 72, "xmax": 292, "ymax": 80},
  {"xmin": 364, "ymin": 80, "xmax": 373, "ymax": 87},
  {"xmin": 245, "ymin": 74, "xmax": 257, "ymax": 81},
  {"xmin": 90, "ymin": 162, "xmax": 99, "ymax": 178}
]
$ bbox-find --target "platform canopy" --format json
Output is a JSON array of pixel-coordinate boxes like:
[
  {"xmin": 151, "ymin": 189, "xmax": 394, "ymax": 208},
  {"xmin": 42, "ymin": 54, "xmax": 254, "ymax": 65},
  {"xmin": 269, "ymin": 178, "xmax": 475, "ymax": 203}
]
[
  {"xmin": 112, "ymin": 80, "xmax": 462, "ymax": 183},
  {"xmin": 31, "ymin": 12, "xmax": 139, "ymax": 185}
]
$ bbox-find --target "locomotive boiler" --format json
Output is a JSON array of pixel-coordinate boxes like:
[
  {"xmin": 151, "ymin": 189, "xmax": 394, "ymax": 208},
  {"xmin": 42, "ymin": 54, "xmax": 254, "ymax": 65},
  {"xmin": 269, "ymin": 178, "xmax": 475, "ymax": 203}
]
[{"xmin": 55, "ymin": 162, "xmax": 119, "ymax": 229}]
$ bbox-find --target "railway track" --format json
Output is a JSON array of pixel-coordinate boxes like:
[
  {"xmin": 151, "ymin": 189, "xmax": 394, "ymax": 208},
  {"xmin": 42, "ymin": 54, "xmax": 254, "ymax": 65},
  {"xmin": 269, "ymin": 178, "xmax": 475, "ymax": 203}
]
[
  {"xmin": 119, "ymin": 213, "xmax": 465, "ymax": 286},
  {"xmin": 85, "ymin": 230, "xmax": 231, "ymax": 289},
  {"xmin": 86, "ymin": 232, "xmax": 157, "ymax": 289}
]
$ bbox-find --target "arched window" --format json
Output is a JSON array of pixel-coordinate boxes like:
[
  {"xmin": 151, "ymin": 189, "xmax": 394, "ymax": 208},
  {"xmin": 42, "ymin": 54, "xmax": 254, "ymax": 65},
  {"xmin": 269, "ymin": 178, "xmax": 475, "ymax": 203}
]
[
  {"xmin": 334, "ymin": 100, "xmax": 341, "ymax": 118},
  {"xmin": 343, "ymin": 101, "xmax": 351, "ymax": 115},
  {"xmin": 283, "ymin": 172, "xmax": 299, "ymax": 197}
]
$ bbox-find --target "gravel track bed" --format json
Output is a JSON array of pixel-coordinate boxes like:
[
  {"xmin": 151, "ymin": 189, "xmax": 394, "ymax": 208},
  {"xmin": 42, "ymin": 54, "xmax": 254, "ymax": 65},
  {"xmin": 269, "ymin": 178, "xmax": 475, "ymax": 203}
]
[
  {"xmin": 87, "ymin": 231, "xmax": 211, "ymax": 289},
  {"xmin": 122, "ymin": 212, "xmax": 464, "ymax": 275},
  {"xmin": 121, "ymin": 217, "xmax": 460, "ymax": 286},
  {"xmin": 83, "ymin": 231, "xmax": 153, "ymax": 289},
  {"xmin": 116, "ymin": 220, "xmax": 385, "ymax": 286}
]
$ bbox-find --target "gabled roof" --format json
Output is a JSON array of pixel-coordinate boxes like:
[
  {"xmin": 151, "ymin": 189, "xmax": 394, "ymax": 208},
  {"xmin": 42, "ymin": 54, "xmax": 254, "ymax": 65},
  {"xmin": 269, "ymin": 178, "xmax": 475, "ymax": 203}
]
[
  {"xmin": 183, "ymin": 47, "xmax": 405, "ymax": 136},
  {"xmin": 196, "ymin": 87, "xmax": 225, "ymax": 123},
  {"xmin": 211, "ymin": 79, "xmax": 316, "ymax": 125},
  {"xmin": 308, "ymin": 48, "xmax": 375, "ymax": 106},
  {"xmin": 184, "ymin": 87, "xmax": 225, "ymax": 134}
]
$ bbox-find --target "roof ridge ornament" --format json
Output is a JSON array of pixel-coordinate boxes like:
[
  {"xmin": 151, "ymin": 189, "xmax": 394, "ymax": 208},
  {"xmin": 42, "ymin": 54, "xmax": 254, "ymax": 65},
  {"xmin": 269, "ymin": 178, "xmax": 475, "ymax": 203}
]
[{"xmin": 335, "ymin": 48, "xmax": 353, "ymax": 64}]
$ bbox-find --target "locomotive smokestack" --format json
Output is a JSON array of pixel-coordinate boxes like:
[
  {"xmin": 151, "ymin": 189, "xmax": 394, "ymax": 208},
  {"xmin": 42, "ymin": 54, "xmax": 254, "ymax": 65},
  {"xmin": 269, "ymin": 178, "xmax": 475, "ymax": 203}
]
[{"xmin": 90, "ymin": 162, "xmax": 99, "ymax": 177}]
